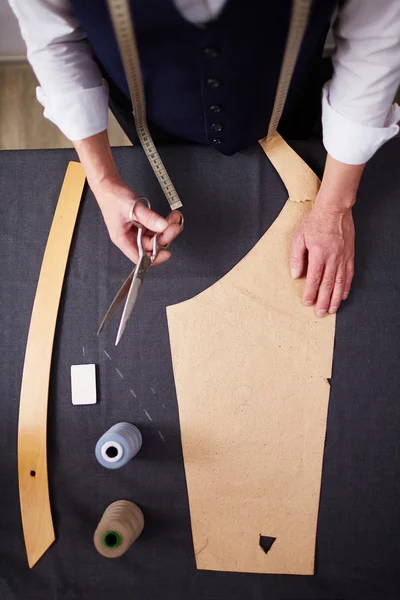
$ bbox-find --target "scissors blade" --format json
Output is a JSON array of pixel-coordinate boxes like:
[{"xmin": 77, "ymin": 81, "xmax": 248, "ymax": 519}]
[
  {"xmin": 97, "ymin": 268, "xmax": 136, "ymax": 336},
  {"xmin": 115, "ymin": 254, "xmax": 152, "ymax": 345}
]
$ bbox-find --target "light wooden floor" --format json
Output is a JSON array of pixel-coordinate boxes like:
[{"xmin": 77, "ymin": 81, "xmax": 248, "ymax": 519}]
[{"xmin": 0, "ymin": 62, "xmax": 131, "ymax": 150}]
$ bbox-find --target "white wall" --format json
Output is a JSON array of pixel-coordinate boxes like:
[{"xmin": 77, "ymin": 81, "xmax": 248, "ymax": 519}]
[{"xmin": 0, "ymin": 0, "xmax": 26, "ymax": 59}]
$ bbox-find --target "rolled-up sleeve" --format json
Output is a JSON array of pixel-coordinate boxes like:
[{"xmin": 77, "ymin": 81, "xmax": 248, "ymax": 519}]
[
  {"xmin": 322, "ymin": 0, "xmax": 400, "ymax": 165},
  {"xmin": 8, "ymin": 0, "xmax": 109, "ymax": 141}
]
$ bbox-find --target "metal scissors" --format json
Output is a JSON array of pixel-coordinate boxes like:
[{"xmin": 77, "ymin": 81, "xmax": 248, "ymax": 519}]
[{"xmin": 98, "ymin": 197, "xmax": 183, "ymax": 345}]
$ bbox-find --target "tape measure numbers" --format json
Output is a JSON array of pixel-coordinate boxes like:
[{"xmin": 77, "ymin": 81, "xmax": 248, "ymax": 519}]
[{"xmin": 107, "ymin": 0, "xmax": 182, "ymax": 211}]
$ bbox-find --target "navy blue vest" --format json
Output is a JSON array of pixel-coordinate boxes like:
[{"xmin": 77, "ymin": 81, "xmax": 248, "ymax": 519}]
[{"xmin": 70, "ymin": 0, "xmax": 336, "ymax": 155}]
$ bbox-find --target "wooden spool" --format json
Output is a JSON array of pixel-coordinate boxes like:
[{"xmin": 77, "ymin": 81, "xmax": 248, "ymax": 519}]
[{"xmin": 94, "ymin": 500, "xmax": 144, "ymax": 558}]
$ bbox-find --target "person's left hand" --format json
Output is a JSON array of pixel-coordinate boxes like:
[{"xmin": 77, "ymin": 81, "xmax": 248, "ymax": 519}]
[{"xmin": 290, "ymin": 201, "xmax": 355, "ymax": 317}]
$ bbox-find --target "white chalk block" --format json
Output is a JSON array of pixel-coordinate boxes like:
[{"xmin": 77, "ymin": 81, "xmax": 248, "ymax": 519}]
[{"xmin": 71, "ymin": 364, "xmax": 97, "ymax": 405}]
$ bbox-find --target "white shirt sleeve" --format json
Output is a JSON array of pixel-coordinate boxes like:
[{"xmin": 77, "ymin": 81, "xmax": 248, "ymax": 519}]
[
  {"xmin": 322, "ymin": 0, "xmax": 400, "ymax": 165},
  {"xmin": 8, "ymin": 0, "xmax": 109, "ymax": 141}
]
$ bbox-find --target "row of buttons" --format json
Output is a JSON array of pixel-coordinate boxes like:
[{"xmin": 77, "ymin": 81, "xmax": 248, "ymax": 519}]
[{"xmin": 204, "ymin": 47, "xmax": 223, "ymax": 145}]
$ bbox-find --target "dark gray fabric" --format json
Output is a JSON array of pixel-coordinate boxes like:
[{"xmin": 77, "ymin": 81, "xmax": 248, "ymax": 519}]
[{"xmin": 0, "ymin": 140, "xmax": 399, "ymax": 600}]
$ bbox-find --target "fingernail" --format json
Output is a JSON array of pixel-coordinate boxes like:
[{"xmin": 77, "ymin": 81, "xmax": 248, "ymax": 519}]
[
  {"xmin": 291, "ymin": 268, "xmax": 299, "ymax": 279},
  {"xmin": 328, "ymin": 306, "xmax": 339, "ymax": 314},
  {"xmin": 317, "ymin": 309, "xmax": 327, "ymax": 318},
  {"xmin": 342, "ymin": 293, "xmax": 348, "ymax": 300},
  {"xmin": 304, "ymin": 300, "xmax": 313, "ymax": 307}
]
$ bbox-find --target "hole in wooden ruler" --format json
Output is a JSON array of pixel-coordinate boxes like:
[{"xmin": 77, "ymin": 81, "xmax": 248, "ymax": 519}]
[{"xmin": 30, "ymin": 470, "xmax": 36, "ymax": 477}]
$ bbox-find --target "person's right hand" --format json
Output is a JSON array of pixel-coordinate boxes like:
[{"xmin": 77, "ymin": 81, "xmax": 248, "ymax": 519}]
[{"xmin": 92, "ymin": 178, "xmax": 183, "ymax": 265}]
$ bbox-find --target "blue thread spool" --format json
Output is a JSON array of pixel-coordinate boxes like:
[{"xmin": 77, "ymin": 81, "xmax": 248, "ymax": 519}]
[{"xmin": 95, "ymin": 422, "xmax": 142, "ymax": 469}]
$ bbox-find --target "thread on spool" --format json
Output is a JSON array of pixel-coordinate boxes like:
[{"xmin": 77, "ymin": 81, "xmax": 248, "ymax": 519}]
[
  {"xmin": 95, "ymin": 422, "xmax": 142, "ymax": 469},
  {"xmin": 103, "ymin": 531, "xmax": 121, "ymax": 548},
  {"xmin": 94, "ymin": 500, "xmax": 144, "ymax": 558}
]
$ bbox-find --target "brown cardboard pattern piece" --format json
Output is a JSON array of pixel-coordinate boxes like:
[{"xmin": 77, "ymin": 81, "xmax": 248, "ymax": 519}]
[{"xmin": 167, "ymin": 133, "xmax": 335, "ymax": 575}]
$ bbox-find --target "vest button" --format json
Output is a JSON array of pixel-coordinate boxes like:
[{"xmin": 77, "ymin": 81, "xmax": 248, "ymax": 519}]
[
  {"xmin": 209, "ymin": 105, "xmax": 222, "ymax": 113},
  {"xmin": 211, "ymin": 123, "xmax": 223, "ymax": 132},
  {"xmin": 212, "ymin": 138, "xmax": 222, "ymax": 145},
  {"xmin": 207, "ymin": 78, "xmax": 220, "ymax": 88},
  {"xmin": 204, "ymin": 47, "xmax": 218, "ymax": 58}
]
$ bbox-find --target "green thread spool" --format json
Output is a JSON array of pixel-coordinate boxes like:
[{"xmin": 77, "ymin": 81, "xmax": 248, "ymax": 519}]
[{"xmin": 94, "ymin": 500, "xmax": 144, "ymax": 558}]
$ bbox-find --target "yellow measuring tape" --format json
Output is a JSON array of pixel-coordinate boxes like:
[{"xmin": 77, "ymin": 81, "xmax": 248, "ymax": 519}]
[
  {"xmin": 107, "ymin": 0, "xmax": 183, "ymax": 211},
  {"xmin": 267, "ymin": 0, "xmax": 312, "ymax": 140}
]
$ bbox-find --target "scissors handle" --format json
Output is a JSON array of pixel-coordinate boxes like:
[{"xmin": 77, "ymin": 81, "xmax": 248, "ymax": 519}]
[
  {"xmin": 98, "ymin": 199, "xmax": 184, "ymax": 344},
  {"xmin": 129, "ymin": 196, "xmax": 151, "ymax": 228},
  {"xmin": 130, "ymin": 197, "xmax": 184, "ymax": 262}
]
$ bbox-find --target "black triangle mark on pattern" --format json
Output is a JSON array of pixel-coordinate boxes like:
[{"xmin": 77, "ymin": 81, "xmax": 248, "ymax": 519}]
[{"xmin": 259, "ymin": 535, "xmax": 276, "ymax": 554}]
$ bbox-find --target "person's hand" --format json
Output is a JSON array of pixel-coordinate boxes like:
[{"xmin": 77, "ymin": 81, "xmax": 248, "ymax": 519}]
[
  {"xmin": 93, "ymin": 178, "xmax": 183, "ymax": 265},
  {"xmin": 290, "ymin": 201, "xmax": 355, "ymax": 316}
]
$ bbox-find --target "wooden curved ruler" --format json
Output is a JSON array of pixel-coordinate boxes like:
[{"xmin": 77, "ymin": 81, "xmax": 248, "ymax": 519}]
[
  {"xmin": 18, "ymin": 162, "xmax": 86, "ymax": 568},
  {"xmin": 167, "ymin": 133, "xmax": 335, "ymax": 575}
]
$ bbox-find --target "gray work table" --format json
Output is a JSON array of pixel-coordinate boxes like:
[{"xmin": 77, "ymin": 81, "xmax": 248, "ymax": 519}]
[{"xmin": 0, "ymin": 140, "xmax": 399, "ymax": 600}]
